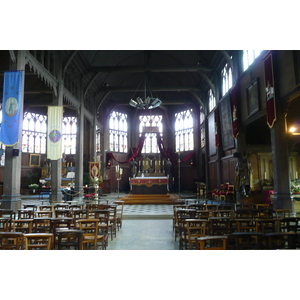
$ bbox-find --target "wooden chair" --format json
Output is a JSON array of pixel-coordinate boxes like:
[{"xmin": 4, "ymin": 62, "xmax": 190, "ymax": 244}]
[
  {"xmin": 56, "ymin": 229, "xmax": 84, "ymax": 250},
  {"xmin": 113, "ymin": 200, "xmax": 125, "ymax": 230},
  {"xmin": 236, "ymin": 219, "xmax": 258, "ymax": 232},
  {"xmin": 108, "ymin": 205, "xmax": 117, "ymax": 241},
  {"xmin": 264, "ymin": 232, "xmax": 300, "ymax": 249},
  {"xmin": 274, "ymin": 209, "xmax": 291, "ymax": 219},
  {"xmin": 0, "ymin": 232, "xmax": 24, "ymax": 250},
  {"xmin": 71, "ymin": 209, "xmax": 89, "ymax": 228},
  {"xmin": 32, "ymin": 218, "xmax": 52, "ymax": 233},
  {"xmin": 78, "ymin": 219, "xmax": 105, "ymax": 250},
  {"xmin": 23, "ymin": 205, "xmax": 38, "ymax": 211},
  {"xmin": 196, "ymin": 235, "xmax": 228, "ymax": 250},
  {"xmin": 209, "ymin": 217, "xmax": 232, "ymax": 236},
  {"xmin": 17, "ymin": 209, "xmax": 35, "ymax": 219},
  {"xmin": 279, "ymin": 217, "xmax": 300, "ymax": 233},
  {"xmin": 12, "ymin": 219, "xmax": 33, "ymax": 233},
  {"xmin": 180, "ymin": 219, "xmax": 207, "ymax": 250},
  {"xmin": 50, "ymin": 218, "xmax": 73, "ymax": 248},
  {"xmin": 195, "ymin": 210, "xmax": 210, "ymax": 220},
  {"xmin": 94, "ymin": 210, "xmax": 110, "ymax": 249},
  {"xmin": 235, "ymin": 209, "xmax": 255, "ymax": 219},
  {"xmin": 257, "ymin": 219, "xmax": 278, "ymax": 234},
  {"xmin": 24, "ymin": 233, "xmax": 53, "ymax": 250},
  {"xmin": 35, "ymin": 211, "xmax": 53, "ymax": 218},
  {"xmin": 174, "ymin": 208, "xmax": 196, "ymax": 242},
  {"xmin": 0, "ymin": 218, "xmax": 10, "ymax": 232},
  {"xmin": 54, "ymin": 209, "xmax": 72, "ymax": 218},
  {"xmin": 227, "ymin": 232, "xmax": 264, "ymax": 250}
]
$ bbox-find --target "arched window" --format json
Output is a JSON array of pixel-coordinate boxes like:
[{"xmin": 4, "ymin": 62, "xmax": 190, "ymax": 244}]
[
  {"xmin": 221, "ymin": 62, "xmax": 233, "ymax": 96},
  {"xmin": 200, "ymin": 106, "xmax": 205, "ymax": 148},
  {"xmin": 62, "ymin": 116, "xmax": 77, "ymax": 154},
  {"xmin": 22, "ymin": 112, "xmax": 47, "ymax": 153},
  {"xmin": 175, "ymin": 109, "xmax": 194, "ymax": 152},
  {"xmin": 109, "ymin": 111, "xmax": 128, "ymax": 152},
  {"xmin": 139, "ymin": 114, "xmax": 163, "ymax": 153},
  {"xmin": 208, "ymin": 89, "xmax": 216, "ymax": 112},
  {"xmin": 243, "ymin": 50, "xmax": 263, "ymax": 71}
]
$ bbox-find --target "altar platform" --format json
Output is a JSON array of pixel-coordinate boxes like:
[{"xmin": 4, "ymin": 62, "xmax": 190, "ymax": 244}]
[{"xmin": 119, "ymin": 193, "xmax": 178, "ymax": 205}]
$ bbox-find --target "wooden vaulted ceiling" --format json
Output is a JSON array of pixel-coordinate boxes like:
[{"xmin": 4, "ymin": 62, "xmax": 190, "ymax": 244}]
[
  {"xmin": 67, "ymin": 50, "xmax": 229, "ymax": 113},
  {"xmin": 0, "ymin": 50, "xmax": 231, "ymax": 117}
]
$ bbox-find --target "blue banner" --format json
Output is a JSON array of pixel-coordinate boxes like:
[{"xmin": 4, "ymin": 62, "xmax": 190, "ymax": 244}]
[{"xmin": 0, "ymin": 71, "xmax": 23, "ymax": 146}]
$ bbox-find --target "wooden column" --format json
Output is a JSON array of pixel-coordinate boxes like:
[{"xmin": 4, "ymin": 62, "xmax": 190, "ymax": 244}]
[{"xmin": 1, "ymin": 51, "xmax": 25, "ymax": 210}]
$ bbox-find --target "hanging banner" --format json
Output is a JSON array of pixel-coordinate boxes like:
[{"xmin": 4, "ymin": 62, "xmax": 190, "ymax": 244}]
[
  {"xmin": 264, "ymin": 51, "xmax": 276, "ymax": 128},
  {"xmin": 89, "ymin": 162, "xmax": 100, "ymax": 179},
  {"xmin": 0, "ymin": 71, "xmax": 23, "ymax": 146},
  {"xmin": 231, "ymin": 85, "xmax": 239, "ymax": 139},
  {"xmin": 47, "ymin": 106, "xmax": 63, "ymax": 160}
]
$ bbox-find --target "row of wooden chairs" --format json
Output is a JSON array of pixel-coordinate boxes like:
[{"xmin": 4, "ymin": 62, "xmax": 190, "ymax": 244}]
[
  {"xmin": 174, "ymin": 207, "xmax": 300, "ymax": 249},
  {"xmin": 0, "ymin": 215, "xmax": 113, "ymax": 250},
  {"xmin": 179, "ymin": 218, "xmax": 300, "ymax": 250},
  {"xmin": 196, "ymin": 232, "xmax": 300, "ymax": 250}
]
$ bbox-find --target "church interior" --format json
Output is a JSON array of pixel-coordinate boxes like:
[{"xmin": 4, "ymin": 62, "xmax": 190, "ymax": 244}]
[{"xmin": 1, "ymin": 49, "xmax": 300, "ymax": 253}]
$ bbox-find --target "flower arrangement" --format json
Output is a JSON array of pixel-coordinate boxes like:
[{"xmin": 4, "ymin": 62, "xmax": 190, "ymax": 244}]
[
  {"xmin": 29, "ymin": 183, "xmax": 39, "ymax": 189},
  {"xmin": 291, "ymin": 180, "xmax": 300, "ymax": 194}
]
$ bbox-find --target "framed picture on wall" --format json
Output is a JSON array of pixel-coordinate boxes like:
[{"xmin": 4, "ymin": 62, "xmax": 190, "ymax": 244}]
[
  {"xmin": 219, "ymin": 94, "xmax": 235, "ymax": 150},
  {"xmin": 247, "ymin": 78, "xmax": 259, "ymax": 116},
  {"xmin": 29, "ymin": 154, "xmax": 41, "ymax": 167}
]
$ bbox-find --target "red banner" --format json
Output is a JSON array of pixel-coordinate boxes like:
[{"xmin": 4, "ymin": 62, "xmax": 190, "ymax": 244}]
[
  {"xmin": 264, "ymin": 51, "xmax": 276, "ymax": 128},
  {"xmin": 231, "ymin": 85, "xmax": 239, "ymax": 139}
]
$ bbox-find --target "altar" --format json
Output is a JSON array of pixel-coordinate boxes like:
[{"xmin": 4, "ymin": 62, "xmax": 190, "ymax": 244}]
[{"xmin": 130, "ymin": 177, "xmax": 168, "ymax": 194}]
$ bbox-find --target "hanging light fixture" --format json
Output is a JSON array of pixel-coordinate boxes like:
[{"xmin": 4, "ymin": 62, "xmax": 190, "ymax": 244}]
[{"xmin": 129, "ymin": 75, "xmax": 162, "ymax": 110}]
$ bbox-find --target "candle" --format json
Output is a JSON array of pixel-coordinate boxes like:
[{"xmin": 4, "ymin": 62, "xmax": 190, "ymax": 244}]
[
  {"xmin": 264, "ymin": 172, "xmax": 267, "ymax": 180},
  {"xmin": 120, "ymin": 168, "xmax": 123, "ymax": 175},
  {"xmin": 296, "ymin": 171, "xmax": 298, "ymax": 179}
]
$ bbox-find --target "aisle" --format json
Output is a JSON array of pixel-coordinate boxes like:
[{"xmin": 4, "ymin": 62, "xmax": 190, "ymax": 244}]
[{"xmin": 106, "ymin": 219, "xmax": 178, "ymax": 250}]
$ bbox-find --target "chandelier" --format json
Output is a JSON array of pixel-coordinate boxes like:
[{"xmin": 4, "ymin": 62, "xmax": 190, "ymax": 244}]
[{"xmin": 129, "ymin": 75, "xmax": 162, "ymax": 110}]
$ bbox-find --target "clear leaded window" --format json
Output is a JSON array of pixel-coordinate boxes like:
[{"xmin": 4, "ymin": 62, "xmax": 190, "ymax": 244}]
[
  {"xmin": 139, "ymin": 114, "xmax": 163, "ymax": 153},
  {"xmin": 208, "ymin": 89, "xmax": 216, "ymax": 112},
  {"xmin": 96, "ymin": 125, "xmax": 101, "ymax": 153},
  {"xmin": 109, "ymin": 111, "xmax": 128, "ymax": 152},
  {"xmin": 243, "ymin": 50, "xmax": 263, "ymax": 71},
  {"xmin": 200, "ymin": 106, "xmax": 205, "ymax": 148},
  {"xmin": 175, "ymin": 109, "xmax": 194, "ymax": 152},
  {"xmin": 221, "ymin": 62, "xmax": 233, "ymax": 96},
  {"xmin": 22, "ymin": 112, "xmax": 47, "ymax": 153},
  {"xmin": 62, "ymin": 117, "xmax": 77, "ymax": 155}
]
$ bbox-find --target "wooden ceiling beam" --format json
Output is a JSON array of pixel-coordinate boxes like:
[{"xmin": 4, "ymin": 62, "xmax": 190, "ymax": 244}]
[{"xmin": 87, "ymin": 65, "xmax": 212, "ymax": 73}]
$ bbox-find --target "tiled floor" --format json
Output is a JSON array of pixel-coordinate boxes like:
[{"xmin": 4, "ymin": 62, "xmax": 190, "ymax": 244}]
[{"xmin": 107, "ymin": 219, "xmax": 178, "ymax": 250}]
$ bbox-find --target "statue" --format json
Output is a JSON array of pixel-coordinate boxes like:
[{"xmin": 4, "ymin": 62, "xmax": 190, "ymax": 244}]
[
  {"xmin": 130, "ymin": 158, "xmax": 138, "ymax": 178},
  {"xmin": 164, "ymin": 158, "xmax": 172, "ymax": 177}
]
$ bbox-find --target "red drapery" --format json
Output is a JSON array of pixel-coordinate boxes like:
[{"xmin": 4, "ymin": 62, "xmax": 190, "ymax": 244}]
[{"xmin": 107, "ymin": 132, "xmax": 194, "ymax": 164}]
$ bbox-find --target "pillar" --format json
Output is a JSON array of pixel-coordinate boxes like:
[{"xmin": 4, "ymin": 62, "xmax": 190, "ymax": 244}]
[{"xmin": 1, "ymin": 51, "xmax": 25, "ymax": 210}]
